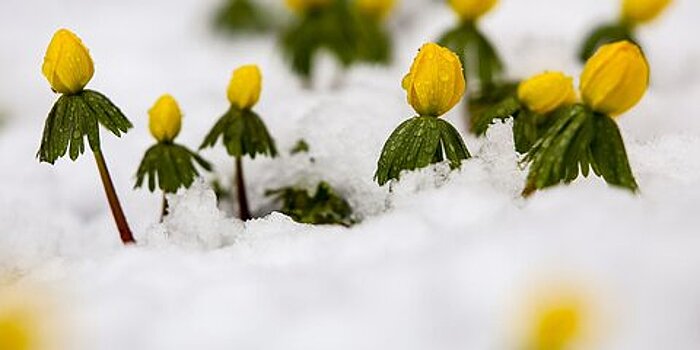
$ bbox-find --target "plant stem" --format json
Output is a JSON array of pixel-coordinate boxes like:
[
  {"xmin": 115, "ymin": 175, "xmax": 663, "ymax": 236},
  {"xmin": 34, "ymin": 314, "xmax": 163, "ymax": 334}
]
[
  {"xmin": 160, "ymin": 192, "xmax": 169, "ymax": 223},
  {"xmin": 94, "ymin": 151, "xmax": 136, "ymax": 244},
  {"xmin": 234, "ymin": 156, "xmax": 252, "ymax": 220}
]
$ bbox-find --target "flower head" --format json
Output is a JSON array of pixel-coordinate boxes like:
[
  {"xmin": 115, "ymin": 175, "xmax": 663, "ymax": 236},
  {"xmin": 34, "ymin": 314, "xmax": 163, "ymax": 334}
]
[
  {"xmin": 285, "ymin": 0, "xmax": 334, "ymax": 13},
  {"xmin": 148, "ymin": 94, "xmax": 182, "ymax": 142},
  {"xmin": 518, "ymin": 72, "xmax": 577, "ymax": 114},
  {"xmin": 622, "ymin": 0, "xmax": 673, "ymax": 25},
  {"xmin": 402, "ymin": 43, "xmax": 466, "ymax": 117},
  {"xmin": 42, "ymin": 29, "xmax": 94, "ymax": 95},
  {"xmin": 580, "ymin": 41, "xmax": 649, "ymax": 116},
  {"xmin": 355, "ymin": 0, "xmax": 396, "ymax": 21},
  {"xmin": 448, "ymin": 0, "xmax": 499, "ymax": 22},
  {"xmin": 227, "ymin": 65, "xmax": 262, "ymax": 110}
]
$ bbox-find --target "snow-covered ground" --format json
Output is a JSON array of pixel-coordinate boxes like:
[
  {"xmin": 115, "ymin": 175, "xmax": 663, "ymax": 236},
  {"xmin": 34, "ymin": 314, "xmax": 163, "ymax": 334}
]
[{"xmin": 1, "ymin": 0, "xmax": 700, "ymax": 349}]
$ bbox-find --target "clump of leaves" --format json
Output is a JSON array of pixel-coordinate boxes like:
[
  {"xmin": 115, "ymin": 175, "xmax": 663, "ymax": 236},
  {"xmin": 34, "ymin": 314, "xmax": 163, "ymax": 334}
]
[{"xmin": 267, "ymin": 182, "xmax": 355, "ymax": 227}]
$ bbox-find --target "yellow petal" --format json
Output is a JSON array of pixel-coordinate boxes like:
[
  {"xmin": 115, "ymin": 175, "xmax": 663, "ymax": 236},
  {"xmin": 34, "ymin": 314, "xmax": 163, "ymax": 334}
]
[
  {"xmin": 148, "ymin": 94, "xmax": 182, "ymax": 142},
  {"xmin": 580, "ymin": 41, "xmax": 649, "ymax": 116},
  {"xmin": 41, "ymin": 29, "xmax": 94, "ymax": 95},
  {"xmin": 403, "ymin": 43, "xmax": 466, "ymax": 117},
  {"xmin": 355, "ymin": 0, "xmax": 397, "ymax": 21},
  {"xmin": 517, "ymin": 72, "xmax": 578, "ymax": 115},
  {"xmin": 227, "ymin": 65, "xmax": 262, "ymax": 110},
  {"xmin": 448, "ymin": 0, "xmax": 499, "ymax": 21},
  {"xmin": 622, "ymin": 0, "xmax": 673, "ymax": 25},
  {"xmin": 285, "ymin": 0, "xmax": 334, "ymax": 13}
]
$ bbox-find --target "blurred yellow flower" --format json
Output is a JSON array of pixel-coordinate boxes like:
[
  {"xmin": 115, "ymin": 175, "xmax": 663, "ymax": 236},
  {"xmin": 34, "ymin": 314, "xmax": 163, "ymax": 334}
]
[
  {"xmin": 356, "ymin": 0, "xmax": 397, "ymax": 20},
  {"xmin": 148, "ymin": 94, "xmax": 182, "ymax": 142},
  {"xmin": 42, "ymin": 29, "xmax": 95, "ymax": 95},
  {"xmin": 448, "ymin": 0, "xmax": 498, "ymax": 21},
  {"xmin": 517, "ymin": 72, "xmax": 577, "ymax": 115},
  {"xmin": 622, "ymin": 0, "xmax": 673, "ymax": 25},
  {"xmin": 286, "ymin": 0, "xmax": 333, "ymax": 13},
  {"xmin": 0, "ymin": 286, "xmax": 63, "ymax": 350},
  {"xmin": 227, "ymin": 65, "xmax": 262, "ymax": 110},
  {"xmin": 580, "ymin": 41, "xmax": 649, "ymax": 116},
  {"xmin": 402, "ymin": 43, "xmax": 466, "ymax": 117}
]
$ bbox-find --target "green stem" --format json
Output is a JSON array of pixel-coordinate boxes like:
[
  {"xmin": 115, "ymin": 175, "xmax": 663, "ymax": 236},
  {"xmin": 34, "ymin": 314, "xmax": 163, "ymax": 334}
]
[
  {"xmin": 235, "ymin": 156, "xmax": 252, "ymax": 220},
  {"xmin": 94, "ymin": 151, "xmax": 136, "ymax": 244}
]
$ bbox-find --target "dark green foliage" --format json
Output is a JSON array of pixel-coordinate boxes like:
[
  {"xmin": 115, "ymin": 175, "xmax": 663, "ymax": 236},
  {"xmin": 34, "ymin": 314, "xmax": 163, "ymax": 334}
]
[
  {"xmin": 472, "ymin": 95, "xmax": 521, "ymax": 136},
  {"xmin": 522, "ymin": 105, "xmax": 638, "ymax": 195},
  {"xmin": 135, "ymin": 143, "xmax": 212, "ymax": 193},
  {"xmin": 375, "ymin": 116, "xmax": 471, "ymax": 186},
  {"xmin": 579, "ymin": 23, "xmax": 637, "ymax": 62},
  {"xmin": 200, "ymin": 106, "xmax": 277, "ymax": 159},
  {"xmin": 281, "ymin": 0, "xmax": 360, "ymax": 80},
  {"xmin": 354, "ymin": 15, "xmax": 391, "ymax": 65},
  {"xmin": 38, "ymin": 89, "xmax": 132, "ymax": 164},
  {"xmin": 267, "ymin": 181, "xmax": 355, "ymax": 227},
  {"xmin": 439, "ymin": 21, "xmax": 504, "ymax": 91},
  {"xmin": 213, "ymin": 0, "xmax": 270, "ymax": 33},
  {"xmin": 467, "ymin": 80, "xmax": 518, "ymax": 129},
  {"xmin": 291, "ymin": 139, "xmax": 310, "ymax": 155}
]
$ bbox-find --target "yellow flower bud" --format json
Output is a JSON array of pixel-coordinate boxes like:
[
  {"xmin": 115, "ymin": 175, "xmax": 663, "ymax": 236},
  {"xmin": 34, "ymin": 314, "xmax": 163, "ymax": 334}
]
[
  {"xmin": 622, "ymin": 0, "xmax": 673, "ymax": 25},
  {"xmin": 227, "ymin": 65, "xmax": 262, "ymax": 110},
  {"xmin": 402, "ymin": 43, "xmax": 466, "ymax": 117},
  {"xmin": 285, "ymin": 0, "xmax": 333, "ymax": 13},
  {"xmin": 355, "ymin": 0, "xmax": 396, "ymax": 21},
  {"xmin": 448, "ymin": 0, "xmax": 498, "ymax": 21},
  {"xmin": 42, "ymin": 29, "xmax": 95, "ymax": 95},
  {"xmin": 148, "ymin": 94, "xmax": 182, "ymax": 142},
  {"xmin": 517, "ymin": 72, "xmax": 578, "ymax": 115},
  {"xmin": 580, "ymin": 41, "xmax": 649, "ymax": 116}
]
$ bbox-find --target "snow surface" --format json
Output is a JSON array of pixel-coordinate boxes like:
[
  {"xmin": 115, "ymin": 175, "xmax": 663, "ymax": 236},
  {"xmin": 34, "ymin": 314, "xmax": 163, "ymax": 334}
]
[{"xmin": 1, "ymin": 0, "xmax": 700, "ymax": 349}]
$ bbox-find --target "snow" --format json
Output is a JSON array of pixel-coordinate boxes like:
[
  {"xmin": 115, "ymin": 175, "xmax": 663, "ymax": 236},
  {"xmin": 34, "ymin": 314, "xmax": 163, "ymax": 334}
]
[{"xmin": 1, "ymin": 0, "xmax": 700, "ymax": 349}]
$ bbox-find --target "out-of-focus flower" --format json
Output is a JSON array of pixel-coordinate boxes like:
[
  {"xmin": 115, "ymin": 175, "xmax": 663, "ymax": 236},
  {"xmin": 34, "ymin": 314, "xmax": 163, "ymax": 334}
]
[
  {"xmin": 448, "ymin": 0, "xmax": 498, "ymax": 22},
  {"xmin": 227, "ymin": 65, "xmax": 262, "ymax": 110},
  {"xmin": 42, "ymin": 29, "xmax": 95, "ymax": 95},
  {"xmin": 517, "ymin": 72, "xmax": 577, "ymax": 114},
  {"xmin": 580, "ymin": 41, "xmax": 649, "ymax": 116},
  {"xmin": 285, "ymin": 0, "xmax": 333, "ymax": 14},
  {"xmin": 622, "ymin": 0, "xmax": 673, "ymax": 25},
  {"xmin": 402, "ymin": 43, "xmax": 466, "ymax": 117},
  {"xmin": 355, "ymin": 0, "xmax": 396, "ymax": 21},
  {"xmin": 0, "ymin": 286, "xmax": 64, "ymax": 350},
  {"xmin": 148, "ymin": 94, "xmax": 182, "ymax": 143}
]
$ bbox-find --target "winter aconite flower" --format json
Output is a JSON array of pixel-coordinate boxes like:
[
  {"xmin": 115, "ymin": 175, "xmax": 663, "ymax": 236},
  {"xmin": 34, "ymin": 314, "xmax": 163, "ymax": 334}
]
[
  {"xmin": 448, "ymin": 0, "xmax": 498, "ymax": 22},
  {"xmin": 201, "ymin": 65, "xmax": 277, "ymax": 220},
  {"xmin": 402, "ymin": 43, "xmax": 466, "ymax": 117},
  {"xmin": 137, "ymin": 95, "xmax": 211, "ymax": 220},
  {"xmin": 353, "ymin": 0, "xmax": 395, "ymax": 65},
  {"xmin": 518, "ymin": 72, "xmax": 577, "ymax": 115},
  {"xmin": 41, "ymin": 29, "xmax": 94, "ymax": 95},
  {"xmin": 375, "ymin": 43, "xmax": 471, "ymax": 186},
  {"xmin": 522, "ymin": 41, "xmax": 645, "ymax": 196},
  {"xmin": 622, "ymin": 0, "xmax": 673, "ymax": 25},
  {"xmin": 580, "ymin": 41, "xmax": 649, "ymax": 116},
  {"xmin": 148, "ymin": 94, "xmax": 182, "ymax": 143},
  {"xmin": 38, "ymin": 29, "xmax": 135, "ymax": 244},
  {"xmin": 355, "ymin": 0, "xmax": 396, "ymax": 21},
  {"xmin": 227, "ymin": 65, "xmax": 262, "ymax": 110}
]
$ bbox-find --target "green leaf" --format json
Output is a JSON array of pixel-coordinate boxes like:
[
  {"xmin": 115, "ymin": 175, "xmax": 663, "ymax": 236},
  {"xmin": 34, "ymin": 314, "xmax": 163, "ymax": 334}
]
[
  {"xmin": 354, "ymin": 15, "xmax": 391, "ymax": 64},
  {"xmin": 512, "ymin": 110, "xmax": 541, "ymax": 154},
  {"xmin": 213, "ymin": 0, "xmax": 270, "ymax": 33},
  {"xmin": 437, "ymin": 119, "xmax": 471, "ymax": 169},
  {"xmin": 590, "ymin": 114, "xmax": 638, "ymax": 192},
  {"xmin": 472, "ymin": 95, "xmax": 521, "ymax": 136},
  {"xmin": 200, "ymin": 106, "xmax": 277, "ymax": 159},
  {"xmin": 135, "ymin": 143, "xmax": 213, "ymax": 193},
  {"xmin": 578, "ymin": 23, "xmax": 637, "ymax": 62},
  {"xmin": 266, "ymin": 181, "xmax": 355, "ymax": 227}
]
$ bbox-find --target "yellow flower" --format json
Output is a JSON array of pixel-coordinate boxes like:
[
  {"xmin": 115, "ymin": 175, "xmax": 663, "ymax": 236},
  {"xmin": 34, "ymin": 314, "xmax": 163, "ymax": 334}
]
[
  {"xmin": 148, "ymin": 94, "xmax": 182, "ymax": 142},
  {"xmin": 517, "ymin": 72, "xmax": 578, "ymax": 115},
  {"xmin": 0, "ymin": 286, "xmax": 62, "ymax": 350},
  {"xmin": 580, "ymin": 41, "xmax": 649, "ymax": 116},
  {"xmin": 355, "ymin": 0, "xmax": 397, "ymax": 20},
  {"xmin": 227, "ymin": 65, "xmax": 262, "ymax": 110},
  {"xmin": 41, "ymin": 29, "xmax": 95, "ymax": 95},
  {"xmin": 448, "ymin": 0, "xmax": 499, "ymax": 21},
  {"xmin": 285, "ymin": 0, "xmax": 333, "ymax": 13},
  {"xmin": 402, "ymin": 43, "xmax": 466, "ymax": 117},
  {"xmin": 622, "ymin": 0, "xmax": 673, "ymax": 25}
]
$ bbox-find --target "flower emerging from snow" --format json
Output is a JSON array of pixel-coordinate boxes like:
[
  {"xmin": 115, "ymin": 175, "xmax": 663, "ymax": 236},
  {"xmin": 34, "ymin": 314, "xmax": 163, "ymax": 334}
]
[
  {"xmin": 227, "ymin": 65, "xmax": 262, "ymax": 110},
  {"xmin": 402, "ymin": 43, "xmax": 466, "ymax": 117},
  {"xmin": 41, "ymin": 29, "xmax": 94, "ymax": 95},
  {"xmin": 622, "ymin": 0, "xmax": 673, "ymax": 25},
  {"xmin": 148, "ymin": 94, "xmax": 182, "ymax": 143},
  {"xmin": 580, "ymin": 41, "xmax": 649, "ymax": 116},
  {"xmin": 518, "ymin": 72, "xmax": 577, "ymax": 115},
  {"xmin": 448, "ymin": 0, "xmax": 498, "ymax": 22}
]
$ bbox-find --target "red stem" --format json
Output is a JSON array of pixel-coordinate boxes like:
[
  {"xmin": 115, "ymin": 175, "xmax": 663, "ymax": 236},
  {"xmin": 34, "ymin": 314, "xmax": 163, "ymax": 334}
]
[
  {"xmin": 94, "ymin": 151, "xmax": 136, "ymax": 244},
  {"xmin": 235, "ymin": 156, "xmax": 251, "ymax": 220}
]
